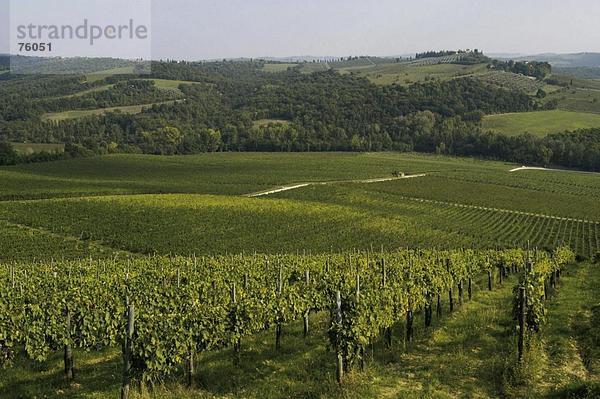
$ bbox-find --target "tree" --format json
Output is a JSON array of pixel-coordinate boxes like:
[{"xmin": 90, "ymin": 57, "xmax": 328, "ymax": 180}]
[
  {"xmin": 538, "ymin": 145, "xmax": 553, "ymax": 167},
  {"xmin": 141, "ymin": 126, "xmax": 184, "ymax": 155},
  {"xmin": 204, "ymin": 128, "xmax": 222, "ymax": 152},
  {"xmin": 0, "ymin": 141, "xmax": 18, "ymax": 165}
]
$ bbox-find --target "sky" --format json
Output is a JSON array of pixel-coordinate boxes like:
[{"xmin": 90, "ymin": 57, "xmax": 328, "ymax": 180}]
[{"xmin": 1, "ymin": 0, "xmax": 600, "ymax": 60}]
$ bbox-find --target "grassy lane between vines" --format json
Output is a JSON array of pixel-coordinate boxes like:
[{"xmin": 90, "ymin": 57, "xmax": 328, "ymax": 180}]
[
  {"xmin": 369, "ymin": 274, "xmax": 516, "ymax": 398},
  {"xmin": 520, "ymin": 262, "xmax": 600, "ymax": 398}
]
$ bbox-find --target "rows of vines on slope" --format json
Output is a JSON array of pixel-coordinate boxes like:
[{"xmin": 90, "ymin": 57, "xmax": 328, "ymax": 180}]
[{"xmin": 0, "ymin": 247, "xmax": 574, "ymax": 393}]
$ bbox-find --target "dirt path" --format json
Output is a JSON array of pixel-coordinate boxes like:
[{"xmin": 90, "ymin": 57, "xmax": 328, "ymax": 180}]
[
  {"xmin": 244, "ymin": 174, "xmax": 427, "ymax": 197},
  {"xmin": 510, "ymin": 166, "xmax": 600, "ymax": 175}
]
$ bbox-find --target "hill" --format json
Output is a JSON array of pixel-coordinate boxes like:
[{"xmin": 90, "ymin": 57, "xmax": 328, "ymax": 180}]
[{"xmin": 513, "ymin": 52, "xmax": 600, "ymax": 68}]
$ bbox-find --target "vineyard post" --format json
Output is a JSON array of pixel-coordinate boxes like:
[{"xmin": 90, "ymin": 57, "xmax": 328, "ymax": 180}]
[
  {"xmin": 335, "ymin": 290, "xmax": 343, "ymax": 385},
  {"xmin": 187, "ymin": 343, "xmax": 194, "ymax": 388},
  {"xmin": 64, "ymin": 307, "xmax": 74, "ymax": 381},
  {"xmin": 121, "ymin": 298, "xmax": 135, "ymax": 399},
  {"xmin": 303, "ymin": 269, "xmax": 310, "ymax": 338},
  {"xmin": 231, "ymin": 283, "xmax": 241, "ymax": 364},
  {"xmin": 448, "ymin": 287, "xmax": 454, "ymax": 313},
  {"xmin": 381, "ymin": 258, "xmax": 387, "ymax": 287},
  {"xmin": 517, "ymin": 287, "xmax": 526, "ymax": 363},
  {"xmin": 424, "ymin": 292, "xmax": 432, "ymax": 328},
  {"xmin": 499, "ymin": 265, "xmax": 503, "ymax": 285},
  {"xmin": 275, "ymin": 265, "xmax": 283, "ymax": 351},
  {"xmin": 356, "ymin": 274, "xmax": 365, "ymax": 371},
  {"xmin": 436, "ymin": 293, "xmax": 442, "ymax": 318},
  {"xmin": 382, "ymin": 259, "xmax": 392, "ymax": 347},
  {"xmin": 406, "ymin": 300, "xmax": 414, "ymax": 343},
  {"xmin": 487, "ymin": 270, "xmax": 493, "ymax": 291},
  {"xmin": 458, "ymin": 280, "xmax": 463, "ymax": 305},
  {"xmin": 468, "ymin": 277, "xmax": 472, "ymax": 300}
]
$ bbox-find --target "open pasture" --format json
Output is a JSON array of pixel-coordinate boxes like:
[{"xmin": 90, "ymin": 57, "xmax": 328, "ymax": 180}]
[{"xmin": 482, "ymin": 109, "xmax": 600, "ymax": 136}]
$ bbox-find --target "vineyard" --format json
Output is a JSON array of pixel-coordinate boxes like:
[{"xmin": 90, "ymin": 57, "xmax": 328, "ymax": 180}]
[
  {"xmin": 1, "ymin": 153, "xmax": 599, "ymax": 396},
  {"xmin": 0, "ymin": 247, "xmax": 576, "ymax": 398}
]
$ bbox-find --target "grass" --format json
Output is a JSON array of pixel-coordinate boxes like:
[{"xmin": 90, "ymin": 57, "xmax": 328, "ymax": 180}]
[
  {"xmin": 41, "ymin": 101, "xmax": 180, "ymax": 121},
  {"xmin": 261, "ymin": 63, "xmax": 298, "ymax": 73},
  {"xmin": 10, "ymin": 142, "xmax": 65, "ymax": 155},
  {"xmin": 482, "ymin": 109, "xmax": 600, "ymax": 136}
]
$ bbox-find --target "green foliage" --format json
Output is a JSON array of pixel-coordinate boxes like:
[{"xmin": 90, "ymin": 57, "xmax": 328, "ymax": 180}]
[
  {"xmin": 0, "ymin": 142, "xmax": 18, "ymax": 165},
  {"xmin": 0, "ymin": 248, "xmax": 531, "ymax": 380}
]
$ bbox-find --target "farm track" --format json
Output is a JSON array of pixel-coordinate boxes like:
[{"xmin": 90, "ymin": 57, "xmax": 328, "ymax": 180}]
[
  {"xmin": 244, "ymin": 174, "xmax": 427, "ymax": 197},
  {"xmin": 510, "ymin": 166, "xmax": 600, "ymax": 175}
]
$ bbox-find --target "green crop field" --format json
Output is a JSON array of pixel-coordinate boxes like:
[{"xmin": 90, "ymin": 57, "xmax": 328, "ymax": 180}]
[
  {"xmin": 482, "ymin": 109, "xmax": 600, "ymax": 136},
  {"xmin": 40, "ymin": 100, "xmax": 180, "ymax": 121}
]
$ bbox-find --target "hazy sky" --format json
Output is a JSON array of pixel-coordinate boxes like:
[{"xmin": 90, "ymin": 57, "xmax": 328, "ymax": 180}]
[{"xmin": 2, "ymin": 0, "xmax": 600, "ymax": 60}]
